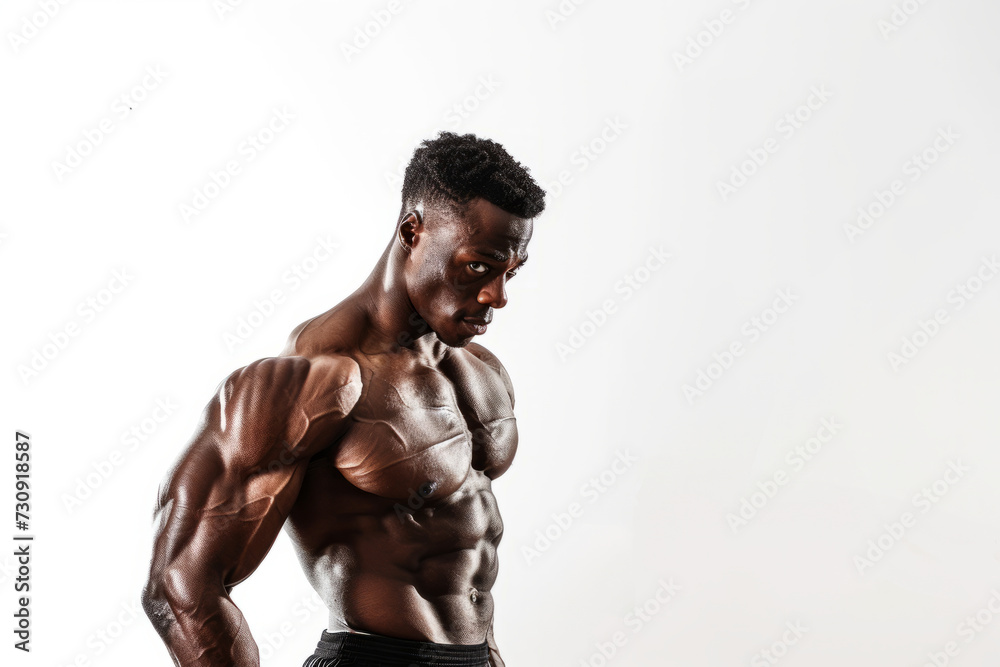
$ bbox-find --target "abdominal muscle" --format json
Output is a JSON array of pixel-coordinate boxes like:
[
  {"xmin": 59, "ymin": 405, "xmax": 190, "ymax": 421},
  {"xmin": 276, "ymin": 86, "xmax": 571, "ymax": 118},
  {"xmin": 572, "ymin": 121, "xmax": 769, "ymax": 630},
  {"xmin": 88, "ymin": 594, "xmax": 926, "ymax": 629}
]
[
  {"xmin": 287, "ymin": 465, "xmax": 503, "ymax": 645},
  {"xmin": 324, "ymin": 563, "xmax": 497, "ymax": 644}
]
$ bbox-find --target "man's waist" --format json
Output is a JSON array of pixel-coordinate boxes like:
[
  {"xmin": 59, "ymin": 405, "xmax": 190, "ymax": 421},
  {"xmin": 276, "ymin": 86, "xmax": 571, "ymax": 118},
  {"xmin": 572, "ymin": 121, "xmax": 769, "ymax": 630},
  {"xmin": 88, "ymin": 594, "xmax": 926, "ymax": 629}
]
[{"xmin": 310, "ymin": 629, "xmax": 490, "ymax": 667}]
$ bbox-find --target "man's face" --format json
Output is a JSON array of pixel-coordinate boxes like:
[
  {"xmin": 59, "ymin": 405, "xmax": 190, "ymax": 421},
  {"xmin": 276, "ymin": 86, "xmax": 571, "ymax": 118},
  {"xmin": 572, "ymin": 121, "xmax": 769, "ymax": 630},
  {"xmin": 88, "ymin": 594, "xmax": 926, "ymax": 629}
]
[{"xmin": 402, "ymin": 197, "xmax": 532, "ymax": 347}]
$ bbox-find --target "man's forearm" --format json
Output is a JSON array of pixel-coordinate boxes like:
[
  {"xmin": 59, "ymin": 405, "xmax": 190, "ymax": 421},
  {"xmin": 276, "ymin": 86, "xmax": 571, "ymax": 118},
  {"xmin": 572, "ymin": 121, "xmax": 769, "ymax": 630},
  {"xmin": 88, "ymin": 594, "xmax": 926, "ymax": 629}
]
[
  {"xmin": 144, "ymin": 584, "xmax": 259, "ymax": 667},
  {"xmin": 486, "ymin": 619, "xmax": 505, "ymax": 667}
]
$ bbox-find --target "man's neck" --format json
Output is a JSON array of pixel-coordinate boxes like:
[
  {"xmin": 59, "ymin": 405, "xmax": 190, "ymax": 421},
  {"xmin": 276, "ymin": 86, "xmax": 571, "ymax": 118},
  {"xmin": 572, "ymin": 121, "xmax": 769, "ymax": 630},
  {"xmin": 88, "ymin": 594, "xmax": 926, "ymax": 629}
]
[{"xmin": 352, "ymin": 239, "xmax": 429, "ymax": 351}]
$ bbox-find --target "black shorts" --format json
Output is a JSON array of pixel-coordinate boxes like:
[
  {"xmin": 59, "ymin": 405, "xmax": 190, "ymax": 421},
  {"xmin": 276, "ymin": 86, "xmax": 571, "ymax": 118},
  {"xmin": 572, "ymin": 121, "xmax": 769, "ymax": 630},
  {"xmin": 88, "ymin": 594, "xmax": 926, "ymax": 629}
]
[{"xmin": 302, "ymin": 630, "xmax": 490, "ymax": 667}]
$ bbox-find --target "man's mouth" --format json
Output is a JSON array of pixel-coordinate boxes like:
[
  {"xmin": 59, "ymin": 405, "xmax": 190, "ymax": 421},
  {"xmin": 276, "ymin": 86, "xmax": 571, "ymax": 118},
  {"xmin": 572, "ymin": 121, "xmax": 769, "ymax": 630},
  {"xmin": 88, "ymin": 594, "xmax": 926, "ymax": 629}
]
[{"xmin": 461, "ymin": 313, "xmax": 492, "ymax": 335}]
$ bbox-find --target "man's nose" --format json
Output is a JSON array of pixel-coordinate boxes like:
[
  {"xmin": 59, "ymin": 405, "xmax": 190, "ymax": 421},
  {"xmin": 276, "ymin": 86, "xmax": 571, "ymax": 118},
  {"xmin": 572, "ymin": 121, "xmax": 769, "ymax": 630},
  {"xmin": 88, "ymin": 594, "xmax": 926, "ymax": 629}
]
[{"xmin": 477, "ymin": 276, "xmax": 508, "ymax": 308}]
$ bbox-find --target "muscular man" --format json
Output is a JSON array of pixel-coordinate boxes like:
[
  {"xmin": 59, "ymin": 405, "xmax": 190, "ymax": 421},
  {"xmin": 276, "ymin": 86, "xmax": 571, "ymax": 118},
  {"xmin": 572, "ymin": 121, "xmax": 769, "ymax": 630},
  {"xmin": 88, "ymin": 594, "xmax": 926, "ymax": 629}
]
[{"xmin": 142, "ymin": 132, "xmax": 545, "ymax": 667}]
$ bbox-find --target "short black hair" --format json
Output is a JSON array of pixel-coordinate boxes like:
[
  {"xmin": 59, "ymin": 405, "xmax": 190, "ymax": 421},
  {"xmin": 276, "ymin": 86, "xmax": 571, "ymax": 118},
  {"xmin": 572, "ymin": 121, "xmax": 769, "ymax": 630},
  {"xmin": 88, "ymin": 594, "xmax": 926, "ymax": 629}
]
[{"xmin": 400, "ymin": 132, "xmax": 546, "ymax": 221}]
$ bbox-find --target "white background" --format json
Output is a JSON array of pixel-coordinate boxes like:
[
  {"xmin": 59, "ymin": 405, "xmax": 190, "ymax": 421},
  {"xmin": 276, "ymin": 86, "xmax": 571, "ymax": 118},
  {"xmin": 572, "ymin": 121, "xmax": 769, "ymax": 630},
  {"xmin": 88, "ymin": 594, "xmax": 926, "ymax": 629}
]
[{"xmin": 3, "ymin": 1, "xmax": 1000, "ymax": 666}]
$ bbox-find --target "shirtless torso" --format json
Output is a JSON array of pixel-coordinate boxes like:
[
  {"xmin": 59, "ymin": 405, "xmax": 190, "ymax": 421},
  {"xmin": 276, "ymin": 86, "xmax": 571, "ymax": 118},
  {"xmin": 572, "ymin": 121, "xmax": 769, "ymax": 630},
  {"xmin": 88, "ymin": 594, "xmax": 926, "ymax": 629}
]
[{"xmin": 286, "ymin": 304, "xmax": 517, "ymax": 643}]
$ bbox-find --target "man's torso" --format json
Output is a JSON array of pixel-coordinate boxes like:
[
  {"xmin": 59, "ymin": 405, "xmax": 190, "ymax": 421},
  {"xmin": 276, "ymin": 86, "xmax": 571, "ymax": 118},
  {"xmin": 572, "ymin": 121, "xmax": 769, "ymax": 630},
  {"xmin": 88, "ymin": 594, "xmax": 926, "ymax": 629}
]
[{"xmin": 283, "ymin": 309, "xmax": 517, "ymax": 644}]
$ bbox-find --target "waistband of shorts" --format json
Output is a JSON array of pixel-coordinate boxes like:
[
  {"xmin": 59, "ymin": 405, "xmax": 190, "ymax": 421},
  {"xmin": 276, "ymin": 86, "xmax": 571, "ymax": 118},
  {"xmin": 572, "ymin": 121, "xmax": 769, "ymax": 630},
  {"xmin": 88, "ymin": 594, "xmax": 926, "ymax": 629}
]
[{"xmin": 313, "ymin": 630, "xmax": 490, "ymax": 666}]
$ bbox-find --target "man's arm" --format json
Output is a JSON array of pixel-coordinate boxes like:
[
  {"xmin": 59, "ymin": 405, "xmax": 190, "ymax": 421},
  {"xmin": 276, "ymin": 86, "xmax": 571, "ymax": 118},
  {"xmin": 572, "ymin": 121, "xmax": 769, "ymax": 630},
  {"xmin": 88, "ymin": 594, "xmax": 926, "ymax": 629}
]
[
  {"xmin": 486, "ymin": 618, "xmax": 505, "ymax": 667},
  {"xmin": 141, "ymin": 355, "xmax": 361, "ymax": 667}
]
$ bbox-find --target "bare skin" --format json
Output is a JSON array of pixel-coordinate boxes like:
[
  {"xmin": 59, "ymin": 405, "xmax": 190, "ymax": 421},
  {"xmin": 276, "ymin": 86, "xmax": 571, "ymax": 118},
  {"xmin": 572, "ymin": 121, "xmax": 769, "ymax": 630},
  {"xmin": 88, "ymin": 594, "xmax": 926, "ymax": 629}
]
[{"xmin": 142, "ymin": 197, "xmax": 531, "ymax": 666}]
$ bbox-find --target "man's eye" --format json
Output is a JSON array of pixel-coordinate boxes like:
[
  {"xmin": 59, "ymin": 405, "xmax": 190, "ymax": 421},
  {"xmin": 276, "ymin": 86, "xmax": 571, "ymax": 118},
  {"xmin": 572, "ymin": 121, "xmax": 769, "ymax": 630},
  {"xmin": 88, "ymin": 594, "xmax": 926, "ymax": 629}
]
[
  {"xmin": 506, "ymin": 268, "xmax": 518, "ymax": 279},
  {"xmin": 468, "ymin": 262, "xmax": 488, "ymax": 274}
]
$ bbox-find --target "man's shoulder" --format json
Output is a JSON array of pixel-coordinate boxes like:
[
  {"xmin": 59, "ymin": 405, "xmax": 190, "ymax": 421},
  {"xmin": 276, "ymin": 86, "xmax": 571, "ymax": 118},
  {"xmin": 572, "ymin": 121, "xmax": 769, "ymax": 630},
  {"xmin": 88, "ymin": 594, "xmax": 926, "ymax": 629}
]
[
  {"xmin": 212, "ymin": 299, "xmax": 363, "ymax": 410},
  {"xmin": 293, "ymin": 352, "xmax": 363, "ymax": 411},
  {"xmin": 216, "ymin": 354, "xmax": 362, "ymax": 416},
  {"xmin": 462, "ymin": 341, "xmax": 504, "ymax": 368},
  {"xmin": 460, "ymin": 342, "xmax": 514, "ymax": 401},
  {"xmin": 281, "ymin": 301, "xmax": 367, "ymax": 359}
]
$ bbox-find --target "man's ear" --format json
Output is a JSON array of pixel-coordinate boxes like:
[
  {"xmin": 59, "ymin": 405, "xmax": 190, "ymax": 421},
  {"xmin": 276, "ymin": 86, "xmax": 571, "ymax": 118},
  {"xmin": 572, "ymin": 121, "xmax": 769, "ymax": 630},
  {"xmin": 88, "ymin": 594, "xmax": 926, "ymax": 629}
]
[{"xmin": 397, "ymin": 209, "xmax": 423, "ymax": 253}]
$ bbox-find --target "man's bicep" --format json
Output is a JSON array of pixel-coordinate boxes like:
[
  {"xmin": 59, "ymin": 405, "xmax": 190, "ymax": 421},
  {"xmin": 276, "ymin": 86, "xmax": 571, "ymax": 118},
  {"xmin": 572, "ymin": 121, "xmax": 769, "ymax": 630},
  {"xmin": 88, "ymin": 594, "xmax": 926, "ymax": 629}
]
[
  {"xmin": 157, "ymin": 357, "xmax": 312, "ymax": 506},
  {"xmin": 152, "ymin": 358, "xmax": 319, "ymax": 590}
]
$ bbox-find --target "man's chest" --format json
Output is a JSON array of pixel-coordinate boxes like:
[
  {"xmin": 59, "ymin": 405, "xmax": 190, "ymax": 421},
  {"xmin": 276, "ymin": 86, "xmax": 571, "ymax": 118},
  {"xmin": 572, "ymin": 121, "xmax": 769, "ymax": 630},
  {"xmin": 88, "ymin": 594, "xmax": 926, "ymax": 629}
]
[{"xmin": 330, "ymin": 348, "xmax": 517, "ymax": 501}]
